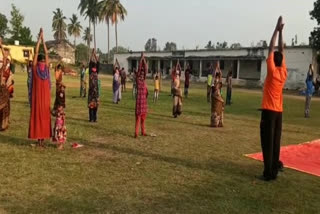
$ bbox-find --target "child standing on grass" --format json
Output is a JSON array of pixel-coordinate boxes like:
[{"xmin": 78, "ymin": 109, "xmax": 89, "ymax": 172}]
[
  {"xmin": 135, "ymin": 53, "xmax": 148, "ymax": 138},
  {"xmin": 153, "ymin": 75, "xmax": 160, "ymax": 103},
  {"xmin": 52, "ymin": 105, "xmax": 67, "ymax": 150}
]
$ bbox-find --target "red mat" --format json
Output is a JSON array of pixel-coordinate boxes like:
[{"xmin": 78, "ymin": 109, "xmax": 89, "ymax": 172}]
[{"xmin": 246, "ymin": 139, "xmax": 320, "ymax": 177}]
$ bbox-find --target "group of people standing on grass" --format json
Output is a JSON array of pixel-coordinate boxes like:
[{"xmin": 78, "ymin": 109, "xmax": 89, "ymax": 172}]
[{"xmin": 0, "ymin": 17, "xmax": 316, "ymax": 184}]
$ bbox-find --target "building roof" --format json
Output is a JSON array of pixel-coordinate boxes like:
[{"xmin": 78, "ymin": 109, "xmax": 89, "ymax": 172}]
[
  {"xmin": 115, "ymin": 45, "xmax": 312, "ymax": 55},
  {"xmin": 46, "ymin": 40, "xmax": 75, "ymax": 49}
]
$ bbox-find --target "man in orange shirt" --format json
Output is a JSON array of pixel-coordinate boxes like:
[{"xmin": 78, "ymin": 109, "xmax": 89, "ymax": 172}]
[{"xmin": 260, "ymin": 16, "xmax": 287, "ymax": 181}]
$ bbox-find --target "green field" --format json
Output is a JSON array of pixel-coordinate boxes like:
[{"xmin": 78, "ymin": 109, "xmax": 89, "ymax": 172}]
[{"xmin": 0, "ymin": 71, "xmax": 319, "ymax": 213}]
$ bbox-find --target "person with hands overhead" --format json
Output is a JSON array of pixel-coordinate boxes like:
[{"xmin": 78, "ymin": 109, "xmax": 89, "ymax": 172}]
[{"xmin": 259, "ymin": 16, "xmax": 287, "ymax": 181}]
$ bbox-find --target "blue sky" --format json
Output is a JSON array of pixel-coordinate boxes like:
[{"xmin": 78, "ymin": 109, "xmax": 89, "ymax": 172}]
[{"xmin": 1, "ymin": 0, "xmax": 317, "ymax": 52}]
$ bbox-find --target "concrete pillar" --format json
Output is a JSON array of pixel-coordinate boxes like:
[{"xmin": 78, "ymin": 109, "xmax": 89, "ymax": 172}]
[
  {"xmin": 199, "ymin": 60, "xmax": 203, "ymax": 78},
  {"xmin": 170, "ymin": 60, "xmax": 173, "ymax": 69},
  {"xmin": 237, "ymin": 59, "xmax": 240, "ymax": 80}
]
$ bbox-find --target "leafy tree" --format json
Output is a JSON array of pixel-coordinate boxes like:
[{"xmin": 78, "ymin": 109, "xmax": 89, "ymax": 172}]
[
  {"xmin": 145, "ymin": 38, "xmax": 157, "ymax": 51},
  {"xmin": 164, "ymin": 42, "xmax": 177, "ymax": 51},
  {"xmin": 19, "ymin": 27, "xmax": 33, "ymax": 45},
  {"xmin": 230, "ymin": 43, "xmax": 241, "ymax": 49},
  {"xmin": 68, "ymin": 14, "xmax": 82, "ymax": 46},
  {"xmin": 7, "ymin": 4, "xmax": 34, "ymax": 45},
  {"xmin": 205, "ymin": 41, "xmax": 215, "ymax": 49},
  {"xmin": 310, "ymin": 0, "xmax": 320, "ymax": 49},
  {"xmin": 109, "ymin": 46, "xmax": 128, "ymax": 62},
  {"xmin": 216, "ymin": 41, "xmax": 228, "ymax": 49},
  {"xmin": 262, "ymin": 40, "xmax": 268, "ymax": 48},
  {"xmin": 9, "ymin": 4, "xmax": 24, "ymax": 41},
  {"xmin": 0, "ymin": 13, "xmax": 8, "ymax": 38},
  {"xmin": 52, "ymin": 8, "xmax": 67, "ymax": 41},
  {"xmin": 76, "ymin": 43, "xmax": 89, "ymax": 63}
]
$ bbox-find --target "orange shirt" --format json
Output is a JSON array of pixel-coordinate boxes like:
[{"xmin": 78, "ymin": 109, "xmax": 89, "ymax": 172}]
[
  {"xmin": 55, "ymin": 69, "xmax": 62, "ymax": 84},
  {"xmin": 261, "ymin": 53, "xmax": 287, "ymax": 112}
]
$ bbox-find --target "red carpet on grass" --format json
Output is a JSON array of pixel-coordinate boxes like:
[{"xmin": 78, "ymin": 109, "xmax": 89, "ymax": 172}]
[{"xmin": 246, "ymin": 139, "xmax": 320, "ymax": 177}]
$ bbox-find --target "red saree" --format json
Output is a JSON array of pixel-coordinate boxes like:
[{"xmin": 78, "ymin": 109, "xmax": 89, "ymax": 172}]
[{"xmin": 28, "ymin": 65, "xmax": 52, "ymax": 139}]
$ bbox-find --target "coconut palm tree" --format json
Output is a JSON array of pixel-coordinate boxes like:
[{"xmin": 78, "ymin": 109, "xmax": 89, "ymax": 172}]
[
  {"xmin": 78, "ymin": 0, "xmax": 100, "ymax": 50},
  {"xmin": 99, "ymin": 0, "xmax": 112, "ymax": 63},
  {"xmin": 83, "ymin": 27, "xmax": 92, "ymax": 61},
  {"xmin": 52, "ymin": 8, "xmax": 67, "ymax": 41},
  {"xmin": 107, "ymin": 0, "xmax": 127, "ymax": 53},
  {"xmin": 68, "ymin": 14, "xmax": 82, "ymax": 47}
]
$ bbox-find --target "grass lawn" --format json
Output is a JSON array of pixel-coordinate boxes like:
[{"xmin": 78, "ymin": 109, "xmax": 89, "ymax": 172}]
[{"xmin": 0, "ymin": 71, "xmax": 319, "ymax": 213}]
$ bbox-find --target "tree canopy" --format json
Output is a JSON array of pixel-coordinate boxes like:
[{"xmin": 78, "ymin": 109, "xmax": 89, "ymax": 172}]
[
  {"xmin": 0, "ymin": 13, "xmax": 8, "ymax": 39},
  {"xmin": 164, "ymin": 42, "xmax": 177, "ymax": 51},
  {"xmin": 145, "ymin": 38, "xmax": 157, "ymax": 51}
]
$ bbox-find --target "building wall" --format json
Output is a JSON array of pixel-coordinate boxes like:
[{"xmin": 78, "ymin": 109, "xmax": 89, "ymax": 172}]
[
  {"xmin": 48, "ymin": 44, "xmax": 75, "ymax": 64},
  {"xmin": 239, "ymin": 60, "xmax": 261, "ymax": 80},
  {"xmin": 0, "ymin": 45, "xmax": 34, "ymax": 64},
  {"xmin": 114, "ymin": 47, "xmax": 316, "ymax": 89},
  {"xmin": 260, "ymin": 47, "xmax": 315, "ymax": 89}
]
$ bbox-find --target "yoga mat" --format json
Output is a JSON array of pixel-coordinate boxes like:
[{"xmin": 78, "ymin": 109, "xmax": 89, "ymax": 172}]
[{"xmin": 246, "ymin": 139, "xmax": 320, "ymax": 177}]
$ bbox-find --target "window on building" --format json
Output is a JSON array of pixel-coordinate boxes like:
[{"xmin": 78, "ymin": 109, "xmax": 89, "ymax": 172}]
[
  {"xmin": 257, "ymin": 60, "xmax": 262, "ymax": 72},
  {"xmin": 23, "ymin": 50, "xmax": 30, "ymax": 58},
  {"xmin": 220, "ymin": 60, "xmax": 225, "ymax": 70}
]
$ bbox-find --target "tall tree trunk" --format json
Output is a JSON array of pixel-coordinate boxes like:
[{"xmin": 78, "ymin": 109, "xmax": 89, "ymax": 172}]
[
  {"xmin": 94, "ymin": 22, "xmax": 96, "ymax": 50},
  {"xmin": 107, "ymin": 21, "xmax": 110, "ymax": 63},
  {"xmin": 74, "ymin": 36, "xmax": 77, "ymax": 63},
  {"xmin": 115, "ymin": 21, "xmax": 118, "ymax": 53},
  {"xmin": 88, "ymin": 21, "xmax": 91, "ymax": 63}
]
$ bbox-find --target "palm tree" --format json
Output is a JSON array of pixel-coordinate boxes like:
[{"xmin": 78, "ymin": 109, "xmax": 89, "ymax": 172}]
[
  {"xmin": 52, "ymin": 8, "xmax": 67, "ymax": 41},
  {"xmin": 78, "ymin": 0, "xmax": 100, "ymax": 50},
  {"xmin": 83, "ymin": 27, "xmax": 92, "ymax": 60},
  {"xmin": 99, "ymin": 0, "xmax": 112, "ymax": 63},
  {"xmin": 68, "ymin": 14, "xmax": 82, "ymax": 47},
  {"xmin": 107, "ymin": 0, "xmax": 127, "ymax": 53}
]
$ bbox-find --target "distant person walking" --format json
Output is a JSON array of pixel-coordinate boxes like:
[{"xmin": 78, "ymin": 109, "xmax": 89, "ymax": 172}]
[
  {"xmin": 132, "ymin": 68, "xmax": 137, "ymax": 99},
  {"xmin": 27, "ymin": 59, "xmax": 33, "ymax": 106},
  {"xmin": 80, "ymin": 64, "xmax": 87, "ymax": 98},
  {"xmin": 184, "ymin": 64, "xmax": 191, "ymax": 98},
  {"xmin": 207, "ymin": 64, "xmax": 214, "ymax": 102},
  {"xmin": 113, "ymin": 67, "xmax": 121, "ymax": 104},
  {"xmin": 304, "ymin": 64, "xmax": 314, "ymax": 118},
  {"xmin": 226, "ymin": 70, "xmax": 233, "ymax": 105},
  {"xmin": 153, "ymin": 74, "xmax": 160, "ymax": 103},
  {"xmin": 260, "ymin": 16, "xmax": 287, "ymax": 181},
  {"xmin": 121, "ymin": 67, "xmax": 127, "ymax": 92}
]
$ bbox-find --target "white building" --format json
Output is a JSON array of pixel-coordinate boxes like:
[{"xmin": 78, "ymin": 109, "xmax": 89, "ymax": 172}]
[{"xmin": 114, "ymin": 46, "xmax": 317, "ymax": 89}]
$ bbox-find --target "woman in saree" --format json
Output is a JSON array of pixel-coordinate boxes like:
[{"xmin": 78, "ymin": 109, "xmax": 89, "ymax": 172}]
[
  {"xmin": 210, "ymin": 62, "xmax": 224, "ymax": 127},
  {"xmin": 0, "ymin": 38, "xmax": 11, "ymax": 131},
  {"xmin": 88, "ymin": 49, "xmax": 100, "ymax": 122},
  {"xmin": 28, "ymin": 28, "xmax": 52, "ymax": 147}
]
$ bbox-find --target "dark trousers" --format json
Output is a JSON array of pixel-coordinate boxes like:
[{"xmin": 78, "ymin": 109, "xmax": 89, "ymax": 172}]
[
  {"xmin": 260, "ymin": 110, "xmax": 282, "ymax": 179},
  {"xmin": 89, "ymin": 108, "xmax": 98, "ymax": 122},
  {"xmin": 207, "ymin": 86, "xmax": 211, "ymax": 102},
  {"xmin": 226, "ymin": 87, "xmax": 232, "ymax": 105}
]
